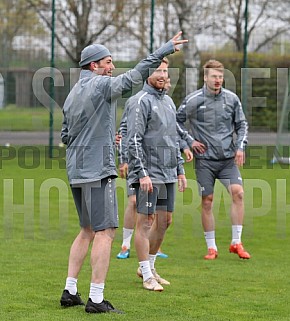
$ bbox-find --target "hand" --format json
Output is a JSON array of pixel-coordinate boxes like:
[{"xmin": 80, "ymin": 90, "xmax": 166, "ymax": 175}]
[
  {"xmin": 235, "ymin": 150, "xmax": 245, "ymax": 167},
  {"xmin": 171, "ymin": 31, "xmax": 188, "ymax": 52},
  {"xmin": 119, "ymin": 163, "xmax": 128, "ymax": 179},
  {"xmin": 183, "ymin": 148, "xmax": 193, "ymax": 162},
  {"xmin": 191, "ymin": 141, "xmax": 207, "ymax": 154},
  {"xmin": 115, "ymin": 132, "xmax": 122, "ymax": 146},
  {"xmin": 178, "ymin": 174, "xmax": 187, "ymax": 192},
  {"xmin": 140, "ymin": 176, "xmax": 153, "ymax": 193}
]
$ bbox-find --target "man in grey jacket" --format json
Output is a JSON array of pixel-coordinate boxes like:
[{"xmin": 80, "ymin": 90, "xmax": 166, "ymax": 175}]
[
  {"xmin": 60, "ymin": 32, "xmax": 188, "ymax": 313},
  {"xmin": 116, "ymin": 76, "xmax": 193, "ymax": 260},
  {"xmin": 126, "ymin": 58, "xmax": 187, "ymax": 291},
  {"xmin": 176, "ymin": 59, "xmax": 250, "ymax": 261}
]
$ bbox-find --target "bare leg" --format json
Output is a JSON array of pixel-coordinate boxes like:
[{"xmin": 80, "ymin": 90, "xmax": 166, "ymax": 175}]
[
  {"xmin": 90, "ymin": 228, "xmax": 116, "ymax": 283},
  {"xmin": 123, "ymin": 194, "xmax": 137, "ymax": 229},
  {"xmin": 201, "ymin": 194, "xmax": 218, "ymax": 259},
  {"xmin": 201, "ymin": 194, "xmax": 215, "ymax": 232},
  {"xmin": 67, "ymin": 227, "xmax": 95, "ymax": 278},
  {"xmin": 134, "ymin": 214, "xmax": 154, "ymax": 261},
  {"xmin": 149, "ymin": 210, "xmax": 172, "ymax": 255},
  {"xmin": 228, "ymin": 184, "xmax": 244, "ymax": 225}
]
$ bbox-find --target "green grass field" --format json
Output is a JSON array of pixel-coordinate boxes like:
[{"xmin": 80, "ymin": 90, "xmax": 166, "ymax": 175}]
[
  {"xmin": 0, "ymin": 105, "xmax": 124, "ymax": 132},
  {"xmin": 0, "ymin": 106, "xmax": 63, "ymax": 132},
  {"xmin": 0, "ymin": 146, "xmax": 290, "ymax": 320}
]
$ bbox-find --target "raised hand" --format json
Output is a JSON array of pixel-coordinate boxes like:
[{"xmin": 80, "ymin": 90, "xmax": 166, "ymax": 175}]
[{"xmin": 171, "ymin": 31, "xmax": 188, "ymax": 52}]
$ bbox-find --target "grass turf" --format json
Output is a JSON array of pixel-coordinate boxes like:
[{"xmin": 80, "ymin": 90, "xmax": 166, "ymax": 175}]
[
  {"xmin": 0, "ymin": 146, "xmax": 289, "ymax": 320},
  {"xmin": 0, "ymin": 105, "xmax": 125, "ymax": 132}
]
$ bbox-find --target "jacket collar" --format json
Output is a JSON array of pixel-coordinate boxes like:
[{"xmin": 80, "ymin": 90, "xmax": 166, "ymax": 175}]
[
  {"xmin": 203, "ymin": 84, "xmax": 224, "ymax": 99},
  {"xmin": 79, "ymin": 69, "xmax": 98, "ymax": 79},
  {"xmin": 143, "ymin": 82, "xmax": 166, "ymax": 99}
]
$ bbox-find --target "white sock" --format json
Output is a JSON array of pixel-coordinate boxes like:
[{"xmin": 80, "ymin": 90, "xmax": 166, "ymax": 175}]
[
  {"xmin": 149, "ymin": 254, "xmax": 157, "ymax": 270},
  {"xmin": 139, "ymin": 260, "xmax": 153, "ymax": 281},
  {"xmin": 89, "ymin": 283, "xmax": 105, "ymax": 304},
  {"xmin": 122, "ymin": 228, "xmax": 134, "ymax": 249},
  {"xmin": 231, "ymin": 225, "xmax": 243, "ymax": 244},
  {"xmin": 65, "ymin": 277, "xmax": 77, "ymax": 295},
  {"xmin": 204, "ymin": 231, "xmax": 217, "ymax": 251}
]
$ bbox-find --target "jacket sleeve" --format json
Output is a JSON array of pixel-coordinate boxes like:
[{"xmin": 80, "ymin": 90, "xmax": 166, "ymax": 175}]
[
  {"xmin": 234, "ymin": 98, "xmax": 248, "ymax": 150},
  {"xmin": 117, "ymin": 106, "xmax": 129, "ymax": 165},
  {"xmin": 61, "ymin": 112, "xmax": 68, "ymax": 145},
  {"xmin": 176, "ymin": 97, "xmax": 194, "ymax": 146},
  {"xmin": 176, "ymin": 139, "xmax": 185, "ymax": 175},
  {"xmin": 101, "ymin": 41, "xmax": 175, "ymax": 101},
  {"xmin": 127, "ymin": 97, "xmax": 150, "ymax": 179},
  {"xmin": 178, "ymin": 135, "xmax": 190, "ymax": 152}
]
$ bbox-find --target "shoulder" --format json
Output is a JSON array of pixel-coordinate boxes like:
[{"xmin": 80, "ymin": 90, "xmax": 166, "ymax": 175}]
[
  {"xmin": 126, "ymin": 90, "xmax": 147, "ymax": 106},
  {"xmin": 186, "ymin": 88, "xmax": 203, "ymax": 102},
  {"xmin": 223, "ymin": 88, "xmax": 240, "ymax": 102},
  {"xmin": 165, "ymin": 94, "xmax": 175, "ymax": 105},
  {"xmin": 131, "ymin": 90, "xmax": 149, "ymax": 105},
  {"xmin": 181, "ymin": 88, "xmax": 203, "ymax": 108}
]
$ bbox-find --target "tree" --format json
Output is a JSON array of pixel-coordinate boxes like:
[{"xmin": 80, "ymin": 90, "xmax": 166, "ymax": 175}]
[
  {"xmin": 0, "ymin": 0, "xmax": 44, "ymax": 67},
  {"xmin": 171, "ymin": 0, "xmax": 213, "ymax": 95},
  {"xmin": 28, "ymin": 0, "xmax": 141, "ymax": 66},
  {"xmin": 211, "ymin": 0, "xmax": 290, "ymax": 52}
]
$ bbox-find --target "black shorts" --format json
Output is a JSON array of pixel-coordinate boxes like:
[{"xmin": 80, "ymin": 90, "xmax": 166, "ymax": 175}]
[
  {"xmin": 133, "ymin": 182, "xmax": 176, "ymax": 215},
  {"xmin": 126, "ymin": 180, "xmax": 136, "ymax": 197},
  {"xmin": 195, "ymin": 158, "xmax": 243, "ymax": 196},
  {"xmin": 71, "ymin": 177, "xmax": 119, "ymax": 232}
]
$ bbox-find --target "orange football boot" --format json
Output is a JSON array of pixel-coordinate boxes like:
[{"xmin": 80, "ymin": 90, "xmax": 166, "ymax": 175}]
[
  {"xmin": 229, "ymin": 243, "xmax": 251, "ymax": 259},
  {"xmin": 204, "ymin": 248, "xmax": 218, "ymax": 260}
]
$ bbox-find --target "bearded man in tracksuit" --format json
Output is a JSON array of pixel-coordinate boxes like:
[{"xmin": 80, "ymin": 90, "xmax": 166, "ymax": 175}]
[
  {"xmin": 60, "ymin": 32, "xmax": 188, "ymax": 314},
  {"xmin": 176, "ymin": 59, "xmax": 251, "ymax": 261},
  {"xmin": 126, "ymin": 58, "xmax": 187, "ymax": 292}
]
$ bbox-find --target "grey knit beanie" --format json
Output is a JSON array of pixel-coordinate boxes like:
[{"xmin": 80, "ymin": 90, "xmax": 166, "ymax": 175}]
[{"xmin": 79, "ymin": 44, "xmax": 111, "ymax": 67}]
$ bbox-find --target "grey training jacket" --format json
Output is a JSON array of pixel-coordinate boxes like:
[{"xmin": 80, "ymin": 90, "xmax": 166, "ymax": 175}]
[
  {"xmin": 126, "ymin": 82, "xmax": 185, "ymax": 185},
  {"xmin": 117, "ymin": 95, "xmax": 191, "ymax": 166},
  {"xmin": 61, "ymin": 41, "xmax": 175, "ymax": 184},
  {"xmin": 176, "ymin": 85, "xmax": 248, "ymax": 160}
]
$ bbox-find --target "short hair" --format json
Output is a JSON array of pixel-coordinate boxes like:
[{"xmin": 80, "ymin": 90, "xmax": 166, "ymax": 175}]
[
  {"xmin": 203, "ymin": 60, "xmax": 224, "ymax": 76},
  {"xmin": 161, "ymin": 57, "xmax": 169, "ymax": 66},
  {"xmin": 149, "ymin": 57, "xmax": 169, "ymax": 77},
  {"xmin": 81, "ymin": 62, "xmax": 94, "ymax": 70}
]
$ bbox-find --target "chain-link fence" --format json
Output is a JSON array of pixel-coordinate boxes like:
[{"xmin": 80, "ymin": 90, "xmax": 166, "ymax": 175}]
[{"xmin": 1, "ymin": 0, "xmax": 290, "ymax": 120}]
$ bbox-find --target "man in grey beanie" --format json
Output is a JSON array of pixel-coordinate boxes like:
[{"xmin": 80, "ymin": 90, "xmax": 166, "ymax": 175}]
[
  {"xmin": 79, "ymin": 44, "xmax": 111, "ymax": 67},
  {"xmin": 60, "ymin": 32, "xmax": 188, "ymax": 314}
]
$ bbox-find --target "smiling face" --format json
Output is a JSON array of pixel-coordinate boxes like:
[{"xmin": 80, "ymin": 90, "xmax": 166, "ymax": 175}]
[
  {"xmin": 92, "ymin": 56, "xmax": 115, "ymax": 76},
  {"xmin": 147, "ymin": 61, "xmax": 169, "ymax": 90}
]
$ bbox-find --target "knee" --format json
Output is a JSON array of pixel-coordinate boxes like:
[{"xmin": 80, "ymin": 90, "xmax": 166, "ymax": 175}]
[
  {"xmin": 81, "ymin": 226, "xmax": 95, "ymax": 241},
  {"xmin": 128, "ymin": 195, "xmax": 136, "ymax": 209},
  {"xmin": 231, "ymin": 187, "xmax": 244, "ymax": 203},
  {"xmin": 233, "ymin": 191, "xmax": 244, "ymax": 202},
  {"xmin": 202, "ymin": 195, "xmax": 213, "ymax": 212},
  {"xmin": 137, "ymin": 215, "xmax": 154, "ymax": 232}
]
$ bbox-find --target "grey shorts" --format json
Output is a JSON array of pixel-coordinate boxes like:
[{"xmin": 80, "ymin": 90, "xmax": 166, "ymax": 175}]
[
  {"xmin": 71, "ymin": 177, "xmax": 119, "ymax": 232},
  {"xmin": 126, "ymin": 180, "xmax": 136, "ymax": 197},
  {"xmin": 195, "ymin": 158, "xmax": 243, "ymax": 196},
  {"xmin": 133, "ymin": 183, "xmax": 176, "ymax": 215}
]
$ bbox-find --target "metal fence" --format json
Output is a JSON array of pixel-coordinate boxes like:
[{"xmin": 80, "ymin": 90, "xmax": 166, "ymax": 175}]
[{"xmin": 0, "ymin": 0, "xmax": 290, "ymax": 110}]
